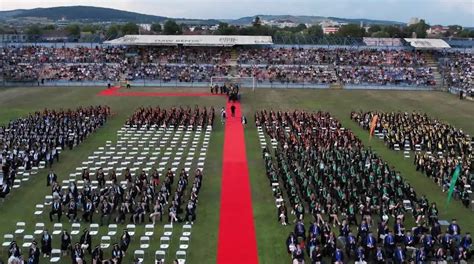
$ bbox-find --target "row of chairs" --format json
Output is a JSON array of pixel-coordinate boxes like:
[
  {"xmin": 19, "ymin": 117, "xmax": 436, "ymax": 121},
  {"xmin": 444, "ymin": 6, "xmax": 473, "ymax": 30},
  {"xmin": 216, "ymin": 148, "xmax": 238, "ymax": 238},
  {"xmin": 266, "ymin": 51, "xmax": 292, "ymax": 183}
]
[
  {"xmin": 38, "ymin": 126, "xmax": 211, "ymax": 208},
  {"xmin": 258, "ymin": 127, "xmax": 287, "ymax": 212},
  {"xmin": 3, "ymin": 223, "xmax": 193, "ymax": 263},
  {"xmin": 8, "ymin": 160, "xmax": 46, "ymax": 192}
]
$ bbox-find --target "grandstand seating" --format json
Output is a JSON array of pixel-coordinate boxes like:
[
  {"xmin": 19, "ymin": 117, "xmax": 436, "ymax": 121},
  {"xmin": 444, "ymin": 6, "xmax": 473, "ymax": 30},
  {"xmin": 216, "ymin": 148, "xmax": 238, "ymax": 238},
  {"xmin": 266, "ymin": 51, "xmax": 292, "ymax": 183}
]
[{"xmin": 1, "ymin": 46, "xmax": 471, "ymax": 91}]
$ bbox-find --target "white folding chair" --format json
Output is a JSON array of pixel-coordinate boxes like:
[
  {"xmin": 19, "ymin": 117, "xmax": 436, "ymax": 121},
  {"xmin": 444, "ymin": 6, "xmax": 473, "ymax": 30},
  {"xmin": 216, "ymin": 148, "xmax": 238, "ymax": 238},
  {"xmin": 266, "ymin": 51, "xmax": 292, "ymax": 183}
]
[
  {"xmin": 159, "ymin": 236, "xmax": 170, "ymax": 250},
  {"xmin": 12, "ymin": 179, "xmax": 21, "ymax": 189},
  {"xmin": 89, "ymin": 223, "xmax": 99, "ymax": 236},
  {"xmin": 15, "ymin": 222, "xmax": 26, "ymax": 236},
  {"xmin": 108, "ymin": 224, "xmax": 117, "ymax": 236},
  {"xmin": 145, "ymin": 224, "xmax": 154, "ymax": 236},
  {"xmin": 71, "ymin": 223, "xmax": 81, "ymax": 236},
  {"xmin": 182, "ymin": 224, "xmax": 192, "ymax": 237},
  {"xmin": 176, "ymin": 250, "xmax": 187, "ymax": 263},
  {"xmin": 34, "ymin": 223, "xmax": 45, "ymax": 235},
  {"xmin": 140, "ymin": 236, "xmax": 150, "ymax": 249},
  {"xmin": 134, "ymin": 249, "xmax": 145, "ymax": 262},
  {"xmin": 21, "ymin": 172, "xmax": 30, "ymax": 182},
  {"xmin": 50, "ymin": 248, "xmax": 61, "ymax": 262},
  {"xmin": 44, "ymin": 195, "xmax": 53, "ymax": 206},
  {"xmin": 155, "ymin": 250, "xmax": 166, "ymax": 263},
  {"xmin": 2, "ymin": 234, "xmax": 13, "ymax": 248},
  {"xmin": 126, "ymin": 224, "xmax": 136, "ymax": 237},
  {"xmin": 163, "ymin": 224, "xmax": 173, "ymax": 236},
  {"xmin": 179, "ymin": 236, "xmax": 190, "ymax": 250},
  {"xmin": 34, "ymin": 204, "xmax": 44, "ymax": 217},
  {"xmin": 52, "ymin": 223, "xmax": 62, "ymax": 235},
  {"xmin": 22, "ymin": 234, "xmax": 34, "ymax": 248},
  {"xmin": 100, "ymin": 236, "xmax": 111, "ymax": 249}
]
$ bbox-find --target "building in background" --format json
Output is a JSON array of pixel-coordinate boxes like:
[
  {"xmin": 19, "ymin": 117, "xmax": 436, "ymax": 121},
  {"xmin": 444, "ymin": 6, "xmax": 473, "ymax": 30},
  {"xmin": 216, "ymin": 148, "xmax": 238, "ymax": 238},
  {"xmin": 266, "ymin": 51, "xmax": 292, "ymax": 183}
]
[
  {"xmin": 427, "ymin": 25, "xmax": 449, "ymax": 36},
  {"xmin": 261, "ymin": 19, "xmax": 298, "ymax": 28},
  {"xmin": 320, "ymin": 20, "xmax": 346, "ymax": 35}
]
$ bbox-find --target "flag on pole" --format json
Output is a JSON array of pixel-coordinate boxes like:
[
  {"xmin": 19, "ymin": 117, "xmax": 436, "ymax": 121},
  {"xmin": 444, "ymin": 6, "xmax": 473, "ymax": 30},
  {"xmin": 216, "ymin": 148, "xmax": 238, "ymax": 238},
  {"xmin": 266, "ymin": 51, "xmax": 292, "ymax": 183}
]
[
  {"xmin": 369, "ymin": 114, "xmax": 378, "ymax": 138},
  {"xmin": 446, "ymin": 164, "xmax": 461, "ymax": 207}
]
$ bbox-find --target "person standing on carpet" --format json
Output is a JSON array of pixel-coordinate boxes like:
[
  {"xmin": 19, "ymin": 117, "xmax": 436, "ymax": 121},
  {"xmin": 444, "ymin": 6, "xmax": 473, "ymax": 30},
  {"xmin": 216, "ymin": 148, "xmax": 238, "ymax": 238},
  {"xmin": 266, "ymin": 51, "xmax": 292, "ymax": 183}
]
[{"xmin": 231, "ymin": 105, "xmax": 236, "ymax": 117}]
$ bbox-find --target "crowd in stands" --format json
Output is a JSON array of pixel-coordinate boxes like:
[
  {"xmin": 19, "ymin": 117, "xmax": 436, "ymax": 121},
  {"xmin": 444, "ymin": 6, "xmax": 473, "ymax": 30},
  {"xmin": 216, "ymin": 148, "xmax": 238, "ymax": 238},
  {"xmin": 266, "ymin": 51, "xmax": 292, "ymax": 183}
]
[
  {"xmin": 239, "ymin": 65, "xmax": 337, "ymax": 84},
  {"xmin": 144, "ymin": 47, "xmax": 231, "ymax": 64},
  {"xmin": 238, "ymin": 48, "xmax": 426, "ymax": 67},
  {"xmin": 0, "ymin": 106, "xmax": 111, "ymax": 199},
  {"xmin": 2, "ymin": 46, "xmax": 473, "ymax": 89},
  {"xmin": 125, "ymin": 64, "xmax": 230, "ymax": 83},
  {"xmin": 439, "ymin": 52, "xmax": 473, "ymax": 91},
  {"xmin": 255, "ymin": 110, "xmax": 472, "ymax": 263},
  {"xmin": 1, "ymin": 46, "xmax": 126, "ymax": 64},
  {"xmin": 1, "ymin": 46, "xmax": 230, "ymax": 65},
  {"xmin": 336, "ymin": 66, "xmax": 436, "ymax": 86},
  {"xmin": 3, "ymin": 63, "xmax": 232, "ymax": 84},
  {"xmin": 3, "ymin": 63, "xmax": 231, "ymax": 83},
  {"xmin": 1, "ymin": 46, "xmax": 231, "ymax": 83},
  {"xmin": 238, "ymin": 65, "xmax": 436, "ymax": 86},
  {"xmin": 350, "ymin": 111, "xmax": 473, "ymax": 208}
]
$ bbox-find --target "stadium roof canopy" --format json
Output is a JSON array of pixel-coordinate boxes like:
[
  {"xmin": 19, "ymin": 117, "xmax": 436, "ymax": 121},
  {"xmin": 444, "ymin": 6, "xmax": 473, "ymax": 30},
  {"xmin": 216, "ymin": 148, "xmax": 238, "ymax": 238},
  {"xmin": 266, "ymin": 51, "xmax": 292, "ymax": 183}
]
[
  {"xmin": 404, "ymin": 38, "xmax": 451, "ymax": 49},
  {"xmin": 104, "ymin": 35, "xmax": 273, "ymax": 46}
]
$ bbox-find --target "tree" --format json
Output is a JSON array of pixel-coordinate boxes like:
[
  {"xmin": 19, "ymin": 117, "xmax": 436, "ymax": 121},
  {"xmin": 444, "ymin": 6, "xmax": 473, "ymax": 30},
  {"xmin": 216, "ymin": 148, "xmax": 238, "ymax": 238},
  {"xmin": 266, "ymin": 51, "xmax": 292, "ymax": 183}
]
[
  {"xmin": 106, "ymin": 24, "xmax": 121, "ymax": 39},
  {"xmin": 368, "ymin": 25, "xmax": 382, "ymax": 34},
  {"xmin": 458, "ymin": 28, "xmax": 474, "ymax": 38},
  {"xmin": 240, "ymin": 24, "xmax": 274, "ymax": 36},
  {"xmin": 163, "ymin": 20, "xmax": 182, "ymax": 35},
  {"xmin": 294, "ymin": 23, "xmax": 307, "ymax": 32},
  {"xmin": 181, "ymin": 24, "xmax": 190, "ymax": 32},
  {"xmin": 42, "ymin": 25, "xmax": 56, "ymax": 31},
  {"xmin": 66, "ymin": 24, "xmax": 81, "ymax": 38},
  {"xmin": 371, "ymin": 31, "xmax": 390, "ymax": 38},
  {"xmin": 253, "ymin": 16, "xmax": 262, "ymax": 27},
  {"xmin": 26, "ymin": 25, "xmax": 43, "ymax": 41},
  {"xmin": 336, "ymin": 24, "xmax": 366, "ymax": 38},
  {"xmin": 82, "ymin": 24, "xmax": 98, "ymax": 34},
  {"xmin": 216, "ymin": 23, "xmax": 239, "ymax": 35},
  {"xmin": 122, "ymin": 22, "xmax": 139, "ymax": 35},
  {"xmin": 273, "ymin": 30, "xmax": 296, "ymax": 42},
  {"xmin": 306, "ymin": 25, "xmax": 323, "ymax": 37},
  {"xmin": 151, "ymin": 23, "xmax": 162, "ymax": 33},
  {"xmin": 405, "ymin": 19, "xmax": 429, "ymax": 38},
  {"xmin": 384, "ymin": 25, "xmax": 404, "ymax": 37}
]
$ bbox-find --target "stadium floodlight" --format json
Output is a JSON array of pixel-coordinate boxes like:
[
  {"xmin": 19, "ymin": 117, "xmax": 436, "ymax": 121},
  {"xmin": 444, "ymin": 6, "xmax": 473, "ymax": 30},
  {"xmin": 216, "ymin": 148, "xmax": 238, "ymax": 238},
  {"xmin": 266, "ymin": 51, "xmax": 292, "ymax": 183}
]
[{"xmin": 211, "ymin": 76, "xmax": 256, "ymax": 91}]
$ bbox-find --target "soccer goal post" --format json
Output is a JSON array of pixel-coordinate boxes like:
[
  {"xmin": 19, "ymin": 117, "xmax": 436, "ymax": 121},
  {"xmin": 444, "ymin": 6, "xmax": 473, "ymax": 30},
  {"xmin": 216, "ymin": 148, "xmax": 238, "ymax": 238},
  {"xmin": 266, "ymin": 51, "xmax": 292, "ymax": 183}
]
[{"xmin": 210, "ymin": 76, "xmax": 256, "ymax": 91}]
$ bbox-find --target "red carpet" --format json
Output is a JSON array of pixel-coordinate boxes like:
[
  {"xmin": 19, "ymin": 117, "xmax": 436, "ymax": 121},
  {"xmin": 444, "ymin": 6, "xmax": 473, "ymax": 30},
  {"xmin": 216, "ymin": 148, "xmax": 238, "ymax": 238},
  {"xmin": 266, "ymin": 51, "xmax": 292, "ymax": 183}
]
[
  {"xmin": 217, "ymin": 102, "xmax": 258, "ymax": 264},
  {"xmin": 97, "ymin": 86, "xmax": 223, "ymax": 97}
]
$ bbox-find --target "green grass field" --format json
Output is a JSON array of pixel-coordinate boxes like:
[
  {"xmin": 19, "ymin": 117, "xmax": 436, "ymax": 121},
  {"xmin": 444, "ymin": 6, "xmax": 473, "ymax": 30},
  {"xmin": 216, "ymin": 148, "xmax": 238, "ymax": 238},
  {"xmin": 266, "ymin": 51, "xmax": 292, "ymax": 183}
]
[{"xmin": 0, "ymin": 87, "xmax": 472, "ymax": 264}]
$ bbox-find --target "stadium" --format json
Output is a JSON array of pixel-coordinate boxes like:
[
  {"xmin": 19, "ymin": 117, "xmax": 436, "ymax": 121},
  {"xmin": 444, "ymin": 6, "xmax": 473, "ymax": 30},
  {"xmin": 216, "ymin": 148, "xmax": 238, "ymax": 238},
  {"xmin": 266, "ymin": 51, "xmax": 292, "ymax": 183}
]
[{"xmin": 0, "ymin": 3, "xmax": 473, "ymax": 264}]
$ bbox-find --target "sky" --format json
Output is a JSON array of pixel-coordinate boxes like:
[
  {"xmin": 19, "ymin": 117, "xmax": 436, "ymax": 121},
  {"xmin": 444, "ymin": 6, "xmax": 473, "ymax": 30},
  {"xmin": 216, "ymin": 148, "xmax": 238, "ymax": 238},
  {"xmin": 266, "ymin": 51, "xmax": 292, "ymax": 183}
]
[{"xmin": 1, "ymin": 0, "xmax": 473, "ymax": 26}]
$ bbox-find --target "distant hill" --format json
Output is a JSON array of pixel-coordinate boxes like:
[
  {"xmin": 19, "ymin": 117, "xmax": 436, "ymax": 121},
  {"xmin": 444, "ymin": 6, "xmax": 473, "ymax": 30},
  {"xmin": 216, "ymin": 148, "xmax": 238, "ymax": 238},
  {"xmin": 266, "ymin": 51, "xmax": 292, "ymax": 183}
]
[
  {"xmin": 228, "ymin": 14, "xmax": 404, "ymax": 26},
  {"xmin": 0, "ymin": 6, "xmax": 219, "ymax": 24},
  {"xmin": 0, "ymin": 6, "xmax": 404, "ymax": 26}
]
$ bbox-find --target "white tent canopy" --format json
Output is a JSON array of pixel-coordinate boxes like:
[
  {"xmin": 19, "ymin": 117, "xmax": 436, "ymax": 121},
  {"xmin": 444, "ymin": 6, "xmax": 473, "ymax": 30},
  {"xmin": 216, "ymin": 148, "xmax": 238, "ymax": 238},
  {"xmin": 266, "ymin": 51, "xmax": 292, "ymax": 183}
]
[
  {"xmin": 404, "ymin": 38, "xmax": 451, "ymax": 49},
  {"xmin": 104, "ymin": 35, "xmax": 273, "ymax": 46}
]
